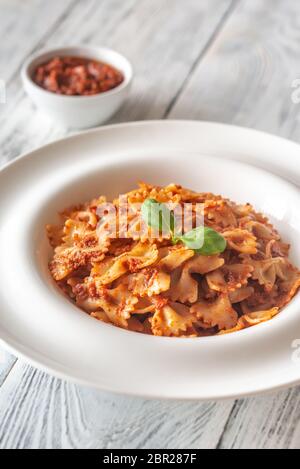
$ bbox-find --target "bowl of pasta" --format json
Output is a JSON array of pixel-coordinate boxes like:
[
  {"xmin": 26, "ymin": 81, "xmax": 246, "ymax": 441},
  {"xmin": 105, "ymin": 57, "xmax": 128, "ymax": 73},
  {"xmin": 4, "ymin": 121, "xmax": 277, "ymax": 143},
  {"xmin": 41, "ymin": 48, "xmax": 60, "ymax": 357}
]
[
  {"xmin": 47, "ymin": 176, "xmax": 299, "ymax": 339},
  {"xmin": 0, "ymin": 120, "xmax": 300, "ymax": 399}
]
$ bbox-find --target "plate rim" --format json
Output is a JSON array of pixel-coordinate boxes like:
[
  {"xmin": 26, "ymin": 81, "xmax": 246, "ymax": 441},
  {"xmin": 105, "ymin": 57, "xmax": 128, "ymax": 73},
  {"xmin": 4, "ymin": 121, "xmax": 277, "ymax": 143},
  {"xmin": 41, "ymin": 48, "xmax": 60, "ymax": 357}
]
[{"xmin": 1, "ymin": 119, "xmax": 300, "ymax": 401}]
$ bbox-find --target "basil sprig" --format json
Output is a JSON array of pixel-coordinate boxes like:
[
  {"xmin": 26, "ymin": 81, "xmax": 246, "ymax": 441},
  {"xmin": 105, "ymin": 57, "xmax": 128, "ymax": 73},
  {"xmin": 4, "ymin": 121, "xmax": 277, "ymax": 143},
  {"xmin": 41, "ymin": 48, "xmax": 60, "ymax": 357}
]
[
  {"xmin": 141, "ymin": 198, "xmax": 175, "ymax": 235},
  {"xmin": 141, "ymin": 198, "xmax": 226, "ymax": 256},
  {"xmin": 180, "ymin": 226, "xmax": 227, "ymax": 255}
]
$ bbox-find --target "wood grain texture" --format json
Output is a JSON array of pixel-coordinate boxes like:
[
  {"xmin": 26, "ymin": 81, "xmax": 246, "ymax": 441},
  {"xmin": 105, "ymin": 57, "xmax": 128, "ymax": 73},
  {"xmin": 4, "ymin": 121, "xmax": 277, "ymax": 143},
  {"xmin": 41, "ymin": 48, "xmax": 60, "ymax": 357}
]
[
  {"xmin": 0, "ymin": 0, "xmax": 238, "ymax": 450},
  {"xmin": 0, "ymin": 362, "xmax": 233, "ymax": 449},
  {"xmin": 0, "ymin": 348, "xmax": 16, "ymax": 387},
  {"xmin": 218, "ymin": 388, "xmax": 300, "ymax": 449},
  {"xmin": 170, "ymin": 0, "xmax": 300, "ymax": 141},
  {"xmin": 0, "ymin": 0, "xmax": 234, "ymax": 164},
  {"xmin": 1, "ymin": 0, "xmax": 300, "ymax": 450},
  {"xmin": 0, "ymin": 0, "xmax": 75, "ymax": 102},
  {"xmin": 170, "ymin": 0, "xmax": 300, "ymax": 449}
]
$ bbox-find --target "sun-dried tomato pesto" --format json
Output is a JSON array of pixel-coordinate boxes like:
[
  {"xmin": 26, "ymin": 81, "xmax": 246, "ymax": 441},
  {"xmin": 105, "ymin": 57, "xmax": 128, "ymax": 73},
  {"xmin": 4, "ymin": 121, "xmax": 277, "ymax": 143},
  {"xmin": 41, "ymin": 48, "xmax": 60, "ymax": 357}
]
[{"xmin": 33, "ymin": 56, "xmax": 124, "ymax": 96}]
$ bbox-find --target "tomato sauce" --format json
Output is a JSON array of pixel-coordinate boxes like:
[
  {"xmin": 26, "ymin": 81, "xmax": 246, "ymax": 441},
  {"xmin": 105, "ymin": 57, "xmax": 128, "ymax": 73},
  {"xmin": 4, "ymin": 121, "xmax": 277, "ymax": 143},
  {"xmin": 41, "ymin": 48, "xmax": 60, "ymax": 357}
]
[{"xmin": 33, "ymin": 56, "xmax": 124, "ymax": 96}]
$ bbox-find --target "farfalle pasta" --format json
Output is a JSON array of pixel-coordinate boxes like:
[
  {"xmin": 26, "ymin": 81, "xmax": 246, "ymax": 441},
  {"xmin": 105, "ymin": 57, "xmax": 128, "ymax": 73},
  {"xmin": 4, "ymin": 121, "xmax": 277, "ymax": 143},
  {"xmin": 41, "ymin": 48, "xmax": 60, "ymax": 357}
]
[{"xmin": 47, "ymin": 183, "xmax": 300, "ymax": 337}]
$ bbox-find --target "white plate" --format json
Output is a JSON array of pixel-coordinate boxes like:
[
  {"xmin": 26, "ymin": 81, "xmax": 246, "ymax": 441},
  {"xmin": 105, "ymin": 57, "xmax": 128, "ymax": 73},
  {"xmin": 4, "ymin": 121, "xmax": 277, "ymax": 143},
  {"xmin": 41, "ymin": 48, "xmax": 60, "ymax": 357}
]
[{"xmin": 0, "ymin": 120, "xmax": 300, "ymax": 400}]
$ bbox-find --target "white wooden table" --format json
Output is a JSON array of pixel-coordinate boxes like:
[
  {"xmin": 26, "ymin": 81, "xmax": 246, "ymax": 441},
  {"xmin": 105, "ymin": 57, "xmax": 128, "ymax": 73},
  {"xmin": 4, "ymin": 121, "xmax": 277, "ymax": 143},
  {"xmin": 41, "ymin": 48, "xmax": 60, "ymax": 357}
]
[{"xmin": 1, "ymin": 0, "xmax": 300, "ymax": 449}]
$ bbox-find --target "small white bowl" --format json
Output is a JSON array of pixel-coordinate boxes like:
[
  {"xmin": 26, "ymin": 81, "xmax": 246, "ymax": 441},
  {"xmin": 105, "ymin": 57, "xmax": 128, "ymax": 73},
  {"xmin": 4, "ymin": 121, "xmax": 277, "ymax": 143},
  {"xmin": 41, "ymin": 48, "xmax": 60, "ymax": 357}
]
[{"xmin": 21, "ymin": 46, "xmax": 133, "ymax": 129}]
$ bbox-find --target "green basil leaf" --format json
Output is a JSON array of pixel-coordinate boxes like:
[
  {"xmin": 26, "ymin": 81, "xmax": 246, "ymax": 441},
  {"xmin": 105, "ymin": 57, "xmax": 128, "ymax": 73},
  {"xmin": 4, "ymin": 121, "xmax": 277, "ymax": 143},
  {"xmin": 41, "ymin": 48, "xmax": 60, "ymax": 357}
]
[
  {"xmin": 141, "ymin": 198, "xmax": 175, "ymax": 235},
  {"xmin": 178, "ymin": 227, "xmax": 204, "ymax": 250},
  {"xmin": 142, "ymin": 199, "xmax": 226, "ymax": 255},
  {"xmin": 179, "ymin": 227, "xmax": 227, "ymax": 255}
]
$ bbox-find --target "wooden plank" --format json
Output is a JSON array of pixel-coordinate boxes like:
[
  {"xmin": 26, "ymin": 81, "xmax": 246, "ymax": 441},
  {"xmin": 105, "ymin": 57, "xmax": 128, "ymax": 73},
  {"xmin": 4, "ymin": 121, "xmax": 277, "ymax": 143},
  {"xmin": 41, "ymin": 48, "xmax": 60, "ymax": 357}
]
[
  {"xmin": 0, "ymin": 0, "xmax": 75, "ymax": 83},
  {"xmin": 0, "ymin": 348, "xmax": 16, "ymax": 387},
  {"xmin": 169, "ymin": 0, "xmax": 300, "ymax": 142},
  {"xmin": 0, "ymin": 0, "xmax": 238, "ymax": 449},
  {"xmin": 5, "ymin": 0, "xmax": 300, "ymax": 451},
  {"xmin": 0, "ymin": 0, "xmax": 77, "ymax": 387},
  {"xmin": 0, "ymin": 361, "xmax": 233, "ymax": 449},
  {"xmin": 0, "ymin": 0, "xmax": 140, "ymax": 383},
  {"xmin": 0, "ymin": 0, "xmax": 78, "ymax": 387},
  {"xmin": 169, "ymin": 0, "xmax": 300, "ymax": 449},
  {"xmin": 218, "ymin": 388, "xmax": 300, "ymax": 449},
  {"xmin": 0, "ymin": 0, "xmax": 235, "ymax": 164}
]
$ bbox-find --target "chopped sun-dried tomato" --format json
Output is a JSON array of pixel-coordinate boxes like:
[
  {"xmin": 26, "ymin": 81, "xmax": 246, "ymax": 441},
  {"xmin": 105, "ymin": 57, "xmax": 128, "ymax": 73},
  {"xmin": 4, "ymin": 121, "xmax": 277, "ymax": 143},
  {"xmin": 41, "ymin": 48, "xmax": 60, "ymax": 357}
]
[{"xmin": 33, "ymin": 56, "xmax": 124, "ymax": 96}]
